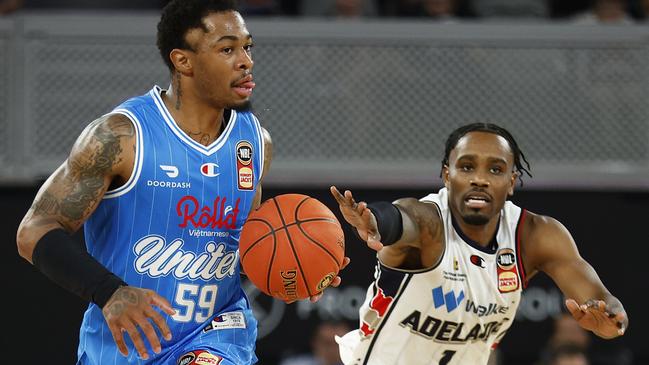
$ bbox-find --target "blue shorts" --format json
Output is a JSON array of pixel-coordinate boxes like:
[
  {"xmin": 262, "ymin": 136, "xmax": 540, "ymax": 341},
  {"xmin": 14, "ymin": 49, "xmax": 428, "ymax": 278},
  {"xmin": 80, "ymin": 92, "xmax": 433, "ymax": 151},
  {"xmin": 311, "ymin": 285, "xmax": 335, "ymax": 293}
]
[
  {"xmin": 166, "ymin": 309, "xmax": 259, "ymax": 365},
  {"xmin": 78, "ymin": 309, "xmax": 258, "ymax": 365}
]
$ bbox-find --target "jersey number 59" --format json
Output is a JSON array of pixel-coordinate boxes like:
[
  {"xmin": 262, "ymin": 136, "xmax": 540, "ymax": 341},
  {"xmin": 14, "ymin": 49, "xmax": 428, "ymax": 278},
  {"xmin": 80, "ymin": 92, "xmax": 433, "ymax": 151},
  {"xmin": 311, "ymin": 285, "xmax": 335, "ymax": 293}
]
[{"xmin": 172, "ymin": 283, "xmax": 218, "ymax": 323}]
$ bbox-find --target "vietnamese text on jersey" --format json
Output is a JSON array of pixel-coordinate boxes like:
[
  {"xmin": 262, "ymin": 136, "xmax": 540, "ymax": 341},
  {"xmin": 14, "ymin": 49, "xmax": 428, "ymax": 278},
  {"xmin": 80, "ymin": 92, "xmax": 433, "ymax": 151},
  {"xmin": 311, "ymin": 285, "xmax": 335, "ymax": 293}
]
[
  {"xmin": 337, "ymin": 188, "xmax": 527, "ymax": 365},
  {"xmin": 78, "ymin": 86, "xmax": 264, "ymax": 364}
]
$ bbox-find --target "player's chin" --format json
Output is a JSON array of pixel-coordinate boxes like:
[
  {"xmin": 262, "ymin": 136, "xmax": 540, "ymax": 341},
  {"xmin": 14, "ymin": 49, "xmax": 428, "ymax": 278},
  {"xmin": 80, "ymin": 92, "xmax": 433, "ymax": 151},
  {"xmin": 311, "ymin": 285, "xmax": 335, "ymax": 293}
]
[
  {"xmin": 230, "ymin": 99, "xmax": 252, "ymax": 112},
  {"xmin": 461, "ymin": 212, "xmax": 490, "ymax": 226}
]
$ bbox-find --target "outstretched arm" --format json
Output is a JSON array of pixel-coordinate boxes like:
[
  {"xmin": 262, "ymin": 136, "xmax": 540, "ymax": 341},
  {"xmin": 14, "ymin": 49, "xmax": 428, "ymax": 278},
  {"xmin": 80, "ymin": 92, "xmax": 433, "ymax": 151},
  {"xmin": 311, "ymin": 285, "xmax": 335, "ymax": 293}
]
[
  {"xmin": 523, "ymin": 213, "xmax": 628, "ymax": 339},
  {"xmin": 330, "ymin": 186, "xmax": 444, "ymax": 269},
  {"xmin": 16, "ymin": 114, "xmax": 175, "ymax": 359}
]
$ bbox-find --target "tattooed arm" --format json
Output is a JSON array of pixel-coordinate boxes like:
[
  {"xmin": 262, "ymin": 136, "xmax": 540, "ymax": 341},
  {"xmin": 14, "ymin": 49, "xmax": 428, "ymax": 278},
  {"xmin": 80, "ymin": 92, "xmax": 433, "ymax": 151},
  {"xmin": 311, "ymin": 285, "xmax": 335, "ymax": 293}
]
[
  {"xmin": 16, "ymin": 114, "xmax": 174, "ymax": 360},
  {"xmin": 17, "ymin": 114, "xmax": 134, "ymax": 260}
]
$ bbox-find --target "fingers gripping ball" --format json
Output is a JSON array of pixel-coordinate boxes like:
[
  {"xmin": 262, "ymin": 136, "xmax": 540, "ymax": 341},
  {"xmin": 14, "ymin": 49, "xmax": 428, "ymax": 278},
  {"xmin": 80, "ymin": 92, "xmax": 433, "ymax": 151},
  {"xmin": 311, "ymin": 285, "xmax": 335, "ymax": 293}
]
[{"xmin": 240, "ymin": 194, "xmax": 345, "ymax": 302}]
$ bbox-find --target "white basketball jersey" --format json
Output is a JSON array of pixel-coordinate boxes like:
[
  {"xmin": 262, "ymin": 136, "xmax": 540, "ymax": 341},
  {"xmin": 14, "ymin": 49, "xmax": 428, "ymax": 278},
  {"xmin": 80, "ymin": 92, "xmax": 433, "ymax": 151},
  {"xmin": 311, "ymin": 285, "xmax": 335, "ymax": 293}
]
[{"xmin": 337, "ymin": 188, "xmax": 527, "ymax": 365}]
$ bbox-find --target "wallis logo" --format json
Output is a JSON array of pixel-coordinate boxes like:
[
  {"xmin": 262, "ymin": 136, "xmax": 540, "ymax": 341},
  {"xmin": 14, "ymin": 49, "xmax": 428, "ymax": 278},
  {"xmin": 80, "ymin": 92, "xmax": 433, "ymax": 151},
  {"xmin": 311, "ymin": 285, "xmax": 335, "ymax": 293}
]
[
  {"xmin": 176, "ymin": 195, "xmax": 240, "ymax": 229},
  {"xmin": 432, "ymin": 286, "xmax": 465, "ymax": 313}
]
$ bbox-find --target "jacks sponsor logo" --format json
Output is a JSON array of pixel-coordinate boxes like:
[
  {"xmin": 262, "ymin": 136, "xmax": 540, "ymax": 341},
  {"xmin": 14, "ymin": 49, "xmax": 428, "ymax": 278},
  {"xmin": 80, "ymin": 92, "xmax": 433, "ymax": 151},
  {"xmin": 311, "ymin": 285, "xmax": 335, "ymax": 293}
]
[
  {"xmin": 201, "ymin": 163, "xmax": 220, "ymax": 177},
  {"xmin": 360, "ymin": 287, "xmax": 394, "ymax": 337},
  {"xmin": 195, "ymin": 351, "xmax": 222, "ymax": 365},
  {"xmin": 496, "ymin": 248, "xmax": 519, "ymax": 293},
  {"xmin": 236, "ymin": 141, "xmax": 254, "ymax": 190},
  {"xmin": 176, "ymin": 195, "xmax": 240, "ymax": 229},
  {"xmin": 400, "ymin": 310, "xmax": 510, "ymax": 344},
  {"xmin": 178, "ymin": 350, "xmax": 223, "ymax": 365},
  {"xmin": 432, "ymin": 286, "xmax": 465, "ymax": 313}
]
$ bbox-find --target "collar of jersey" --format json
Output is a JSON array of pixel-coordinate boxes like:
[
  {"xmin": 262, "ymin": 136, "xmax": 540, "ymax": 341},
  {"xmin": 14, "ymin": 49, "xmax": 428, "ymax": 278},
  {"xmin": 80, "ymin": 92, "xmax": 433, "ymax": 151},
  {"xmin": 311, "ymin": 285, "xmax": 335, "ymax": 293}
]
[
  {"xmin": 451, "ymin": 213, "xmax": 499, "ymax": 254},
  {"xmin": 150, "ymin": 85, "xmax": 237, "ymax": 156}
]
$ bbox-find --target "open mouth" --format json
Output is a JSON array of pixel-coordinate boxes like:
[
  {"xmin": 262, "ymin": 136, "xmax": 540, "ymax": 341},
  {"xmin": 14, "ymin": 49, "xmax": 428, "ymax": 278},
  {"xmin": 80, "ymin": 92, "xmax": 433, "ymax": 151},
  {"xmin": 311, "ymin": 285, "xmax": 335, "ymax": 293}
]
[
  {"xmin": 232, "ymin": 76, "xmax": 255, "ymax": 97},
  {"xmin": 464, "ymin": 193, "xmax": 491, "ymax": 209}
]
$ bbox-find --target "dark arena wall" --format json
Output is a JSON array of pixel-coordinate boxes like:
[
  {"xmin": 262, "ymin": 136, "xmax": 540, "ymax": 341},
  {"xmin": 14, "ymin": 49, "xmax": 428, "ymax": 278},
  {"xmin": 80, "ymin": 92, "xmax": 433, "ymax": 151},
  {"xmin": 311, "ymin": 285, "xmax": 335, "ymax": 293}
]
[{"xmin": 3, "ymin": 186, "xmax": 645, "ymax": 364}]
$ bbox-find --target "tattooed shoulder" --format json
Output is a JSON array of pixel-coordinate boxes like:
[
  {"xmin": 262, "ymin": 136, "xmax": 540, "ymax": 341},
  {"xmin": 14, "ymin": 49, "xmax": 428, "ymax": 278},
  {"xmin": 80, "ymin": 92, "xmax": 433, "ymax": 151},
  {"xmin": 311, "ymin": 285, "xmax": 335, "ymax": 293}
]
[
  {"xmin": 58, "ymin": 114, "xmax": 135, "ymax": 221},
  {"xmin": 71, "ymin": 114, "xmax": 135, "ymax": 168}
]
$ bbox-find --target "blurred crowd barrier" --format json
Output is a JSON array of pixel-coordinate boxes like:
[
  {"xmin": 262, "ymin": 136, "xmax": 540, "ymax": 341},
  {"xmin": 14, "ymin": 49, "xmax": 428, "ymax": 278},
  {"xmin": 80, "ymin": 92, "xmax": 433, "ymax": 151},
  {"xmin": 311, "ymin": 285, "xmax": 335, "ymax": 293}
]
[{"xmin": 0, "ymin": 14, "xmax": 648, "ymax": 189}]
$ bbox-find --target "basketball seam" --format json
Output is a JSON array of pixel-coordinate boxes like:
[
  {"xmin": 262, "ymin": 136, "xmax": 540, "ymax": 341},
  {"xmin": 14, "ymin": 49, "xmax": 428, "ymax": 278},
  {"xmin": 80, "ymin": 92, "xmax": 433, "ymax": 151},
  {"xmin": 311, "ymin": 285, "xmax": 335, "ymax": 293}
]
[
  {"xmin": 274, "ymin": 196, "xmax": 314, "ymax": 298},
  {"xmin": 266, "ymin": 226, "xmax": 277, "ymax": 295},
  {"xmin": 239, "ymin": 217, "xmax": 277, "ymax": 295},
  {"xmin": 296, "ymin": 222, "xmax": 342, "ymax": 267},
  {"xmin": 240, "ymin": 219, "xmax": 275, "ymax": 260}
]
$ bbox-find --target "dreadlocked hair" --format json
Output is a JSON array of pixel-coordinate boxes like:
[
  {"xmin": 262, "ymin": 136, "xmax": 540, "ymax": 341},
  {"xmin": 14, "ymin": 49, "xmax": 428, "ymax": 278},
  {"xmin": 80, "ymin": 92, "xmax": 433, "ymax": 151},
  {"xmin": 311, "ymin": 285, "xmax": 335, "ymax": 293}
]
[{"xmin": 441, "ymin": 123, "xmax": 532, "ymax": 186}]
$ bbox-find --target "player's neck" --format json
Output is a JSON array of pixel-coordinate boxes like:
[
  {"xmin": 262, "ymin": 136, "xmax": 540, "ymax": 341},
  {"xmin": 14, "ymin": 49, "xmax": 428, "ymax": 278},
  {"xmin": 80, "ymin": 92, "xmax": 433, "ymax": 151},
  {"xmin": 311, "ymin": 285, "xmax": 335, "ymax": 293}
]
[
  {"xmin": 162, "ymin": 86, "xmax": 226, "ymax": 145},
  {"xmin": 452, "ymin": 212, "xmax": 500, "ymax": 248}
]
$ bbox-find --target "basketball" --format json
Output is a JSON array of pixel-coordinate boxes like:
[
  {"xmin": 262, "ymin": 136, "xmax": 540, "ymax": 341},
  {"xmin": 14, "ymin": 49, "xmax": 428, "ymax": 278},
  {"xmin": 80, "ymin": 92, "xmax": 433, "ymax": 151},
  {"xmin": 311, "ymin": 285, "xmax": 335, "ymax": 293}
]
[{"xmin": 240, "ymin": 194, "xmax": 345, "ymax": 302}]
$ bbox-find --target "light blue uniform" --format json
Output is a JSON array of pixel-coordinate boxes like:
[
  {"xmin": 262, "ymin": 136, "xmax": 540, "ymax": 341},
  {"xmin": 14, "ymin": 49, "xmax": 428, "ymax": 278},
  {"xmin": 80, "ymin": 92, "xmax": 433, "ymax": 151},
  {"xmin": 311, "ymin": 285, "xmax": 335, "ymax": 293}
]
[{"xmin": 78, "ymin": 86, "xmax": 264, "ymax": 365}]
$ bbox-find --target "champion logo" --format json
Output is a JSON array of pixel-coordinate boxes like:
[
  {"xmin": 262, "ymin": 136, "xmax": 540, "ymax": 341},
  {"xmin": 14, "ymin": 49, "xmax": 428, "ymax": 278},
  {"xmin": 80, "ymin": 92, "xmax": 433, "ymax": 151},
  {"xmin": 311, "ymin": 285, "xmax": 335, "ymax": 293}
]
[
  {"xmin": 470, "ymin": 255, "xmax": 486, "ymax": 268},
  {"xmin": 432, "ymin": 286, "xmax": 465, "ymax": 313},
  {"xmin": 201, "ymin": 163, "xmax": 220, "ymax": 177},
  {"xmin": 160, "ymin": 165, "xmax": 179, "ymax": 178}
]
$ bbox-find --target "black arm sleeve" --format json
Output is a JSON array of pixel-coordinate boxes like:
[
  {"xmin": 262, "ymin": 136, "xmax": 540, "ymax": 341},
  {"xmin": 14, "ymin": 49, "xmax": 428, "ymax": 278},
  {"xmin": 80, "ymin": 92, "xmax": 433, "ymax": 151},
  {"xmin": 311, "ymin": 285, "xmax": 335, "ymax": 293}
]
[
  {"xmin": 31, "ymin": 229, "xmax": 127, "ymax": 308},
  {"xmin": 367, "ymin": 201, "xmax": 403, "ymax": 245}
]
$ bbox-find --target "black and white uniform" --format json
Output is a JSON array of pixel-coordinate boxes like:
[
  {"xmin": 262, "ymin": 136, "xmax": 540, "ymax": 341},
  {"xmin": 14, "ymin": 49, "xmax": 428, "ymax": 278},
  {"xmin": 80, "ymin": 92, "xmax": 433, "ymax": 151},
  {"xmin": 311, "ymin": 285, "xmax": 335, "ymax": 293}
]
[{"xmin": 337, "ymin": 188, "xmax": 527, "ymax": 365}]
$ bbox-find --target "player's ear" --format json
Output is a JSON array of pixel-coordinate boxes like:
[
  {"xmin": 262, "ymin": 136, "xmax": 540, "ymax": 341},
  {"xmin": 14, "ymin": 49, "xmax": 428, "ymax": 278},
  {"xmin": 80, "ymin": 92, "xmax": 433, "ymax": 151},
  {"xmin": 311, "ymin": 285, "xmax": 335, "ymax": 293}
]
[
  {"xmin": 508, "ymin": 171, "xmax": 518, "ymax": 196},
  {"xmin": 442, "ymin": 165, "xmax": 450, "ymax": 189},
  {"xmin": 169, "ymin": 48, "xmax": 193, "ymax": 76}
]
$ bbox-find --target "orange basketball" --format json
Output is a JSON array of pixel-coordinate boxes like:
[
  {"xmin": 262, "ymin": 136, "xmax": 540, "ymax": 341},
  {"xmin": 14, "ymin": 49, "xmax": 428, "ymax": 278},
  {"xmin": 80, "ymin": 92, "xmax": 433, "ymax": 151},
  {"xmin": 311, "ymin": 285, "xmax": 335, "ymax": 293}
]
[{"xmin": 240, "ymin": 194, "xmax": 345, "ymax": 302}]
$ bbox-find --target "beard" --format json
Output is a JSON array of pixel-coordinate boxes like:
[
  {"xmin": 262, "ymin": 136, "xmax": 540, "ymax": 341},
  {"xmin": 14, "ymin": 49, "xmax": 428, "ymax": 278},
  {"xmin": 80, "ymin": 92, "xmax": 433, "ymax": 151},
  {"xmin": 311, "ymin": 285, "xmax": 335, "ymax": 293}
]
[
  {"xmin": 232, "ymin": 100, "xmax": 252, "ymax": 112},
  {"xmin": 461, "ymin": 212, "xmax": 490, "ymax": 226}
]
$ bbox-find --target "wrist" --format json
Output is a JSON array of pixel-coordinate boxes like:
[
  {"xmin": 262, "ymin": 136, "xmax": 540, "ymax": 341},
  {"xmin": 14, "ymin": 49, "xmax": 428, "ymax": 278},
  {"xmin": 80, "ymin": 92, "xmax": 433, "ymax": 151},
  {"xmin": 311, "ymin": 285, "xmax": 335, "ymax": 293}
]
[
  {"xmin": 367, "ymin": 202, "xmax": 403, "ymax": 245},
  {"xmin": 32, "ymin": 228, "xmax": 127, "ymax": 308}
]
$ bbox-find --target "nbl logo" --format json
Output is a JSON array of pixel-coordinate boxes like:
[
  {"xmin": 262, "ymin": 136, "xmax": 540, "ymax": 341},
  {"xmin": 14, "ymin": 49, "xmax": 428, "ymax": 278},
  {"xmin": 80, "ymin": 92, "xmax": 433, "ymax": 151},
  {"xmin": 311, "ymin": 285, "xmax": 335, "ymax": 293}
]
[
  {"xmin": 236, "ymin": 141, "xmax": 254, "ymax": 190},
  {"xmin": 236, "ymin": 141, "xmax": 253, "ymax": 166}
]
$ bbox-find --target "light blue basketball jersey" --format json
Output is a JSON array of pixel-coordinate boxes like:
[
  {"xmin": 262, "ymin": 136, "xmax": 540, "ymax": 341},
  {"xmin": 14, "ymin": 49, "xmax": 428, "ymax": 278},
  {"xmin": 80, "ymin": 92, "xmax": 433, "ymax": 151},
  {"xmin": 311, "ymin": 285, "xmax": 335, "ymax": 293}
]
[{"xmin": 78, "ymin": 86, "xmax": 264, "ymax": 364}]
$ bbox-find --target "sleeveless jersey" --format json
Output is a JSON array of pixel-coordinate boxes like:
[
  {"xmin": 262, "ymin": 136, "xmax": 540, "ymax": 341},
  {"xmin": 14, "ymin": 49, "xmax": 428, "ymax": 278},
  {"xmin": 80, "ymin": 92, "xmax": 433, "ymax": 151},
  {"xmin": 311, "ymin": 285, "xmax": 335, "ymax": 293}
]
[
  {"xmin": 78, "ymin": 86, "xmax": 265, "ymax": 364},
  {"xmin": 337, "ymin": 188, "xmax": 527, "ymax": 365}
]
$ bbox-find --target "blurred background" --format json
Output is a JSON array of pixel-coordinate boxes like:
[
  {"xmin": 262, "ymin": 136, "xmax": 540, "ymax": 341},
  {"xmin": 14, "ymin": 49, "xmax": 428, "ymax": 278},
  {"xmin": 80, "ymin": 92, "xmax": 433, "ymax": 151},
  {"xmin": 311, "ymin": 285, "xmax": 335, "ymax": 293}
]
[{"xmin": 1, "ymin": 0, "xmax": 647, "ymax": 364}]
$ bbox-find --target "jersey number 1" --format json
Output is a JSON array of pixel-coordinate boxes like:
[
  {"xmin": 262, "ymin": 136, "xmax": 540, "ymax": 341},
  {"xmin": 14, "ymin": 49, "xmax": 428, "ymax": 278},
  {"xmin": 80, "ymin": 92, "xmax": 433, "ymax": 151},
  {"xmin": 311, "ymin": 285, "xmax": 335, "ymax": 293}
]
[{"xmin": 439, "ymin": 350, "xmax": 456, "ymax": 365}]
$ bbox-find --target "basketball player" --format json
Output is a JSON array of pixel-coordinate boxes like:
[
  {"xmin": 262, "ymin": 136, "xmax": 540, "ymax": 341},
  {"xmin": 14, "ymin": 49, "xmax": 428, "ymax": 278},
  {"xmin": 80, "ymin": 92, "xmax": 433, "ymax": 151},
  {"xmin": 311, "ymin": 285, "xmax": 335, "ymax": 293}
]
[
  {"xmin": 16, "ymin": 1, "xmax": 344, "ymax": 363},
  {"xmin": 330, "ymin": 123, "xmax": 628, "ymax": 365}
]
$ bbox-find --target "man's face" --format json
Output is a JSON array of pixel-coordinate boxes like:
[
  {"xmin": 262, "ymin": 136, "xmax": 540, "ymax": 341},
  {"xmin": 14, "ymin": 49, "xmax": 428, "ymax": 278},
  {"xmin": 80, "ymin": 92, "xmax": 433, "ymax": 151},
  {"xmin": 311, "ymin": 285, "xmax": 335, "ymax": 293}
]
[
  {"xmin": 184, "ymin": 11, "xmax": 255, "ymax": 109},
  {"xmin": 443, "ymin": 131, "xmax": 517, "ymax": 226}
]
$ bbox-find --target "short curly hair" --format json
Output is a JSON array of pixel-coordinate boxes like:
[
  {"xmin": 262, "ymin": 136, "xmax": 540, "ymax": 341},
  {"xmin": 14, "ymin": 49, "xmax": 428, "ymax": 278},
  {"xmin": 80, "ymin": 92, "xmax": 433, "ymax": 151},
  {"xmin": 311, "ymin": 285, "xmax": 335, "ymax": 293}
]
[{"xmin": 157, "ymin": 0, "xmax": 238, "ymax": 71}]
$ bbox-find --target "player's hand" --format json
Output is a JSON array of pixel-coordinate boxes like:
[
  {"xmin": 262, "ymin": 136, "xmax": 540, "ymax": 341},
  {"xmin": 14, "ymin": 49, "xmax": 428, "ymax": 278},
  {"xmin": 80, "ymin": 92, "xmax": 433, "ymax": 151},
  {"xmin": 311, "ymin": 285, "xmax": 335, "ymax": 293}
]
[
  {"xmin": 102, "ymin": 286, "xmax": 176, "ymax": 359},
  {"xmin": 307, "ymin": 257, "xmax": 351, "ymax": 303},
  {"xmin": 565, "ymin": 298, "xmax": 628, "ymax": 339},
  {"xmin": 330, "ymin": 186, "xmax": 383, "ymax": 251}
]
